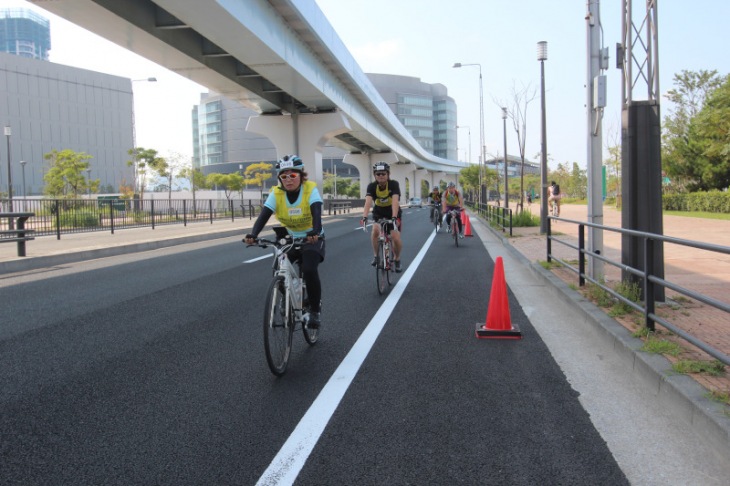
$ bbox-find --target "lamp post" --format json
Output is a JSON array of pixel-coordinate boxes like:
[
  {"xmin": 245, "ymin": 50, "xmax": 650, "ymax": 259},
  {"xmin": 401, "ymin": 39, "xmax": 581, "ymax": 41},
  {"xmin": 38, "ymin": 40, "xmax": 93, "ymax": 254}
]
[
  {"xmin": 502, "ymin": 107, "xmax": 509, "ymax": 209},
  {"xmin": 456, "ymin": 125, "xmax": 471, "ymax": 163},
  {"xmin": 86, "ymin": 168, "xmax": 91, "ymax": 197},
  {"xmin": 131, "ymin": 77, "xmax": 157, "ymax": 196},
  {"xmin": 453, "ymin": 62, "xmax": 485, "ymax": 207},
  {"xmin": 537, "ymin": 41, "xmax": 549, "ymax": 234},
  {"xmin": 20, "ymin": 159, "xmax": 26, "ymax": 200}
]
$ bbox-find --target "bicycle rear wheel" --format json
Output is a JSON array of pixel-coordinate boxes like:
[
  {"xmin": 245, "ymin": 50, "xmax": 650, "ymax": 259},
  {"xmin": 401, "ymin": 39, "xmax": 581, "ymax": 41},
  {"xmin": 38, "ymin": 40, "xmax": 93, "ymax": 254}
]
[
  {"xmin": 263, "ymin": 276, "xmax": 293, "ymax": 376},
  {"xmin": 376, "ymin": 239, "xmax": 388, "ymax": 295},
  {"xmin": 301, "ymin": 285, "xmax": 319, "ymax": 345}
]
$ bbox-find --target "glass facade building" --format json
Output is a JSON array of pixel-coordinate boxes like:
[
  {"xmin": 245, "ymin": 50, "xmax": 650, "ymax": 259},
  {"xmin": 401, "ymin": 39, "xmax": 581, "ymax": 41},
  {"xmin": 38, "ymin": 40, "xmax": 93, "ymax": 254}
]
[{"xmin": 0, "ymin": 8, "xmax": 50, "ymax": 61}]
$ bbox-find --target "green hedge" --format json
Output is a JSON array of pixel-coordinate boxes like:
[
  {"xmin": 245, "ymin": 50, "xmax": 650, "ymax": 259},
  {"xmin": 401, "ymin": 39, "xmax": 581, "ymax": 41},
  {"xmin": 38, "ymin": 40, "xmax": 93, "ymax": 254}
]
[{"xmin": 662, "ymin": 190, "xmax": 730, "ymax": 213}]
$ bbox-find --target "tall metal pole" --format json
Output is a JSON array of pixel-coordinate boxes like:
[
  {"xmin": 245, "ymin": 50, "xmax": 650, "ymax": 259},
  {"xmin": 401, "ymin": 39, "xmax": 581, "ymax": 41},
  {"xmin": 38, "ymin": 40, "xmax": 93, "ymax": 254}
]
[
  {"xmin": 20, "ymin": 160, "xmax": 26, "ymax": 199},
  {"xmin": 453, "ymin": 63, "xmax": 485, "ymax": 207},
  {"xmin": 587, "ymin": 0, "xmax": 605, "ymax": 278},
  {"xmin": 502, "ymin": 107, "xmax": 509, "ymax": 209},
  {"xmin": 537, "ymin": 42, "xmax": 548, "ymax": 234}
]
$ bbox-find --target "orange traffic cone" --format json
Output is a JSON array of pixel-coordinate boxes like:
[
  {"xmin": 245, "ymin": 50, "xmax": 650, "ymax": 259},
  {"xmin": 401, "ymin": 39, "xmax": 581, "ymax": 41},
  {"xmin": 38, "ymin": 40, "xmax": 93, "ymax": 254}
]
[
  {"xmin": 476, "ymin": 256, "xmax": 522, "ymax": 339},
  {"xmin": 461, "ymin": 211, "xmax": 473, "ymax": 237}
]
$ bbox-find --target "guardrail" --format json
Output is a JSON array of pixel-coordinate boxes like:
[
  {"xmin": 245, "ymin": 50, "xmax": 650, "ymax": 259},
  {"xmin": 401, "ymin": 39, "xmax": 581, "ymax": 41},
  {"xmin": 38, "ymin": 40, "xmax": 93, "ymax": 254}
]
[
  {"xmin": 327, "ymin": 201, "xmax": 352, "ymax": 215},
  {"xmin": 0, "ymin": 198, "xmax": 261, "ymax": 239},
  {"xmin": 546, "ymin": 215, "xmax": 730, "ymax": 366},
  {"xmin": 469, "ymin": 200, "xmax": 513, "ymax": 236},
  {"xmin": 0, "ymin": 212, "xmax": 36, "ymax": 256}
]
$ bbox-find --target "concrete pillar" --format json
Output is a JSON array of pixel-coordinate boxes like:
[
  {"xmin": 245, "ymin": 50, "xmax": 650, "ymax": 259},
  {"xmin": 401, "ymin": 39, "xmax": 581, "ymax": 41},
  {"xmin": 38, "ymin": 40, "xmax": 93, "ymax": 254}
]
[{"xmin": 246, "ymin": 112, "xmax": 350, "ymax": 188}]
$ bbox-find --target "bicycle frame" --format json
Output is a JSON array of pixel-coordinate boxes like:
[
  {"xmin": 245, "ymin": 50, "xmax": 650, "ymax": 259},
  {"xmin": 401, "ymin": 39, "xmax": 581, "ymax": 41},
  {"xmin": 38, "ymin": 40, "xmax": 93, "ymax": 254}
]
[{"xmin": 265, "ymin": 237, "xmax": 306, "ymax": 323}]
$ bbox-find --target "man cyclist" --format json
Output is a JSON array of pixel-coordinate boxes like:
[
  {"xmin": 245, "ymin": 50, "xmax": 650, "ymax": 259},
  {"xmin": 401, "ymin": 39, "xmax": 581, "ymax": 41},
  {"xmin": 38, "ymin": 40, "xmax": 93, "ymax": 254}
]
[
  {"xmin": 361, "ymin": 162, "xmax": 403, "ymax": 273},
  {"xmin": 429, "ymin": 185, "xmax": 442, "ymax": 224},
  {"xmin": 244, "ymin": 155, "xmax": 325, "ymax": 329},
  {"xmin": 442, "ymin": 181, "xmax": 465, "ymax": 238},
  {"xmin": 548, "ymin": 180, "xmax": 561, "ymax": 216}
]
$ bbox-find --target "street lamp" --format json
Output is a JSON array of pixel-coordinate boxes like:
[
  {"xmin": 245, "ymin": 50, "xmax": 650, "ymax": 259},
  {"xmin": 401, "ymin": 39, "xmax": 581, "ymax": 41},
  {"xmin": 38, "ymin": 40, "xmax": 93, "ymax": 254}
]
[
  {"xmin": 456, "ymin": 125, "xmax": 471, "ymax": 164},
  {"xmin": 20, "ymin": 160, "xmax": 26, "ymax": 199},
  {"xmin": 86, "ymin": 168, "xmax": 91, "ymax": 197},
  {"xmin": 502, "ymin": 107, "xmax": 509, "ymax": 209},
  {"xmin": 3, "ymin": 126, "xmax": 13, "ymax": 230},
  {"xmin": 131, "ymin": 77, "xmax": 157, "ymax": 196},
  {"xmin": 537, "ymin": 41, "xmax": 549, "ymax": 234},
  {"xmin": 453, "ymin": 62, "xmax": 485, "ymax": 207}
]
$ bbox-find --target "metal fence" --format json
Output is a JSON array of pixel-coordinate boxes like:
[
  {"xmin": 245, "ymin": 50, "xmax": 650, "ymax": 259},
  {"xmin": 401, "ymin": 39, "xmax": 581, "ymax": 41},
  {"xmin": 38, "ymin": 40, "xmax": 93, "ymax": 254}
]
[
  {"xmin": 468, "ymin": 199, "xmax": 513, "ymax": 236},
  {"xmin": 546, "ymin": 215, "xmax": 730, "ymax": 366},
  {"xmin": 0, "ymin": 198, "xmax": 262, "ymax": 239}
]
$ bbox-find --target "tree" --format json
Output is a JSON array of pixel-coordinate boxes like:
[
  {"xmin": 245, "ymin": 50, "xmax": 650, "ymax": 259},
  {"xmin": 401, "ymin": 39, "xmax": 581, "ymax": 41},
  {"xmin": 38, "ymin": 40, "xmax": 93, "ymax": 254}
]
[
  {"xmin": 179, "ymin": 166, "xmax": 208, "ymax": 214},
  {"xmin": 322, "ymin": 171, "xmax": 353, "ymax": 199},
  {"xmin": 128, "ymin": 147, "xmax": 164, "ymax": 199},
  {"xmin": 662, "ymin": 70, "xmax": 726, "ymax": 190},
  {"xmin": 689, "ymin": 76, "xmax": 730, "ymax": 190},
  {"xmin": 243, "ymin": 162, "xmax": 274, "ymax": 201},
  {"xmin": 43, "ymin": 149, "xmax": 98, "ymax": 199},
  {"xmin": 604, "ymin": 124, "xmax": 621, "ymax": 205},
  {"xmin": 502, "ymin": 81, "xmax": 536, "ymax": 212},
  {"xmin": 207, "ymin": 173, "xmax": 244, "ymax": 201}
]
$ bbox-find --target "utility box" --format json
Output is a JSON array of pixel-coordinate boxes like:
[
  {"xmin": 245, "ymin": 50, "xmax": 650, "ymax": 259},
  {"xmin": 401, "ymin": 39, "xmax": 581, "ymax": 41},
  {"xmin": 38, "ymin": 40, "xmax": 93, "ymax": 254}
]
[{"xmin": 593, "ymin": 75, "xmax": 607, "ymax": 108}]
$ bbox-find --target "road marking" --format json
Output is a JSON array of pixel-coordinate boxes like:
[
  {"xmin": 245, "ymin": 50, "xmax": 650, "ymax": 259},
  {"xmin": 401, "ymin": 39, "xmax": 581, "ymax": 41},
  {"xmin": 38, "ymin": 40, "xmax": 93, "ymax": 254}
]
[{"xmin": 256, "ymin": 230, "xmax": 437, "ymax": 486}]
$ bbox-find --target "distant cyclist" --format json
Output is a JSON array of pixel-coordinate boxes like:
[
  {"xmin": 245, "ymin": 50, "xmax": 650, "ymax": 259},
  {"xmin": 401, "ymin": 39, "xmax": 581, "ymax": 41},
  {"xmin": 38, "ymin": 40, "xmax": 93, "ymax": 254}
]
[
  {"xmin": 429, "ymin": 185, "xmax": 442, "ymax": 224},
  {"xmin": 244, "ymin": 155, "xmax": 325, "ymax": 329},
  {"xmin": 548, "ymin": 180, "xmax": 562, "ymax": 216},
  {"xmin": 442, "ymin": 182, "xmax": 464, "ymax": 238},
  {"xmin": 361, "ymin": 162, "xmax": 403, "ymax": 273}
]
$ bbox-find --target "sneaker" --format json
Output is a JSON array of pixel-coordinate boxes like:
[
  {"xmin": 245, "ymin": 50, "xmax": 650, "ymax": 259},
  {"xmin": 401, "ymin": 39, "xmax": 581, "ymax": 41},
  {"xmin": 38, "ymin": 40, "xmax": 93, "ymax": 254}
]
[
  {"xmin": 371, "ymin": 256, "xmax": 377, "ymax": 266},
  {"xmin": 459, "ymin": 232, "xmax": 464, "ymax": 239},
  {"xmin": 307, "ymin": 312, "xmax": 321, "ymax": 329},
  {"xmin": 394, "ymin": 260, "xmax": 402, "ymax": 273}
]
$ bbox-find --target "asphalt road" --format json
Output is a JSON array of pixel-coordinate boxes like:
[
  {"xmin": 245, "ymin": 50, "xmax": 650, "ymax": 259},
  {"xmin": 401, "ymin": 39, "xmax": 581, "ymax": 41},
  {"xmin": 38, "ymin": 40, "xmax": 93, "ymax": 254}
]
[{"xmin": 0, "ymin": 209, "xmax": 723, "ymax": 485}]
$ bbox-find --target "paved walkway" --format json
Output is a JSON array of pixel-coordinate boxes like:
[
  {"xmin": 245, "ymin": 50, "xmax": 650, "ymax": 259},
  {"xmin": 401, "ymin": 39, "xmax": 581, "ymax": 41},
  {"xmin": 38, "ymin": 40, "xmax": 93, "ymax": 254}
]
[{"xmin": 504, "ymin": 203, "xmax": 730, "ymax": 396}]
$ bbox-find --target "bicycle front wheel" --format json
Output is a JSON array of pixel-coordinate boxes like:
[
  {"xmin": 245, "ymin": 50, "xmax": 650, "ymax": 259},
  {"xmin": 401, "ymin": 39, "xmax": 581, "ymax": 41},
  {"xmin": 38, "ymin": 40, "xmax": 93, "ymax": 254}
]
[
  {"xmin": 376, "ymin": 240, "xmax": 388, "ymax": 295},
  {"xmin": 452, "ymin": 216, "xmax": 459, "ymax": 247},
  {"xmin": 263, "ymin": 276, "xmax": 293, "ymax": 376}
]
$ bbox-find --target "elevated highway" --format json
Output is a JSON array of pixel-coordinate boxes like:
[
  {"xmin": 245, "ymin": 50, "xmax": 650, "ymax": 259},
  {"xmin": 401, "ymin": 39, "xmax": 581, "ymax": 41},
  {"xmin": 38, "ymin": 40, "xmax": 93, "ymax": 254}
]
[{"xmin": 31, "ymin": 0, "xmax": 467, "ymax": 193}]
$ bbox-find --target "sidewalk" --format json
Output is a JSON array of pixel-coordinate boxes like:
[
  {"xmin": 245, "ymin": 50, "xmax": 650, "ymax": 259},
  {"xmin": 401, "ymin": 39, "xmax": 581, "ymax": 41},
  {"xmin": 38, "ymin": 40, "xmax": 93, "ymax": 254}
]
[{"xmin": 503, "ymin": 203, "xmax": 730, "ymax": 398}]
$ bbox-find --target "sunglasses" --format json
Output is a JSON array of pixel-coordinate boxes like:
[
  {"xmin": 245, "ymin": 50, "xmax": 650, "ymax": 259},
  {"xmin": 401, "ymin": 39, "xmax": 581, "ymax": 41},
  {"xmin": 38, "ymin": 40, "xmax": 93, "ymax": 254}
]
[
  {"xmin": 374, "ymin": 172, "xmax": 388, "ymax": 176},
  {"xmin": 279, "ymin": 172, "xmax": 300, "ymax": 180}
]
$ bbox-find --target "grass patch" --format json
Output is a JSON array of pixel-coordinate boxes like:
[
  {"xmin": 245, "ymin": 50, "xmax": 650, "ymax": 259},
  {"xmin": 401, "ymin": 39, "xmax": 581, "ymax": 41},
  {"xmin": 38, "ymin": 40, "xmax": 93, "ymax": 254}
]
[
  {"xmin": 673, "ymin": 359, "xmax": 726, "ymax": 376},
  {"xmin": 705, "ymin": 390, "xmax": 730, "ymax": 407},
  {"xmin": 512, "ymin": 210, "xmax": 540, "ymax": 227},
  {"xmin": 585, "ymin": 279, "xmax": 613, "ymax": 308},
  {"xmin": 538, "ymin": 260, "xmax": 561, "ymax": 270},
  {"xmin": 641, "ymin": 336, "xmax": 682, "ymax": 356},
  {"xmin": 632, "ymin": 327, "xmax": 652, "ymax": 338}
]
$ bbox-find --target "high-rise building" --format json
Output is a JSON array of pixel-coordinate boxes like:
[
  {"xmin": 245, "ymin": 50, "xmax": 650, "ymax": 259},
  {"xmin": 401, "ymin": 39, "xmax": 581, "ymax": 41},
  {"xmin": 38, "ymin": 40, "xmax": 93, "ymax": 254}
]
[
  {"xmin": 0, "ymin": 8, "xmax": 50, "ymax": 60},
  {"xmin": 366, "ymin": 73, "xmax": 457, "ymax": 160}
]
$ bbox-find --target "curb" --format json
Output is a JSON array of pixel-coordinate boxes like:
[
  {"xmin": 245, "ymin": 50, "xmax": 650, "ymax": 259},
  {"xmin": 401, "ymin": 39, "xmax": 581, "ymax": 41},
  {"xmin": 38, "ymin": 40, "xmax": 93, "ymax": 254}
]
[{"xmin": 482, "ymin": 219, "xmax": 730, "ymax": 458}]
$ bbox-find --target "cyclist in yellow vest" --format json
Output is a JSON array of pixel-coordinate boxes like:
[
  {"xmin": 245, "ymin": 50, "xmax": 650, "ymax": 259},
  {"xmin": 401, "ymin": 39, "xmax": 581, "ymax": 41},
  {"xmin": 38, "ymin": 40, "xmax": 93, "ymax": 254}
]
[
  {"xmin": 245, "ymin": 155, "xmax": 325, "ymax": 328},
  {"xmin": 360, "ymin": 162, "xmax": 404, "ymax": 273},
  {"xmin": 442, "ymin": 181, "xmax": 465, "ymax": 238},
  {"xmin": 429, "ymin": 185, "xmax": 442, "ymax": 224}
]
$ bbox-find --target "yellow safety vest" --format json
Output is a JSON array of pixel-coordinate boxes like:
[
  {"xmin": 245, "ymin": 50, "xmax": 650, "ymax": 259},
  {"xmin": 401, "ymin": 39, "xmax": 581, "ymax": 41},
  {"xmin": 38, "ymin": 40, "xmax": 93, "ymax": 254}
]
[
  {"xmin": 273, "ymin": 180, "xmax": 315, "ymax": 232},
  {"xmin": 444, "ymin": 190, "xmax": 460, "ymax": 206}
]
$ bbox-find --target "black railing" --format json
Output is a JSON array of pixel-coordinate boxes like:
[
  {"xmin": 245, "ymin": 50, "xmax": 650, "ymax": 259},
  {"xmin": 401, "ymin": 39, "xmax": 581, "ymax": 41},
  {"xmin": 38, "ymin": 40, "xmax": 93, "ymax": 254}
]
[
  {"xmin": 546, "ymin": 215, "xmax": 730, "ymax": 366},
  {"xmin": 468, "ymin": 199, "xmax": 513, "ymax": 236},
  {"xmin": 0, "ymin": 198, "xmax": 261, "ymax": 239}
]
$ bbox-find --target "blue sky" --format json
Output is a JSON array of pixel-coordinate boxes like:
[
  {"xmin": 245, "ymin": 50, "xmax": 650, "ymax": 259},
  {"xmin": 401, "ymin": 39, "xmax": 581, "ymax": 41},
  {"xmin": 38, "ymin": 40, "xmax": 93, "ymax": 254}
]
[{"xmin": 10, "ymin": 0, "xmax": 730, "ymax": 170}]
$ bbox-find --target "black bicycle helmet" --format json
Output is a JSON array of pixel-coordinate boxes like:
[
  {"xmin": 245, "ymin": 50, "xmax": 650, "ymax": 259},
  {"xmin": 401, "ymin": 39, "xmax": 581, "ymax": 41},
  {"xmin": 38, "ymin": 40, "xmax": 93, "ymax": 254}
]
[
  {"xmin": 373, "ymin": 162, "xmax": 390, "ymax": 173},
  {"xmin": 276, "ymin": 155, "xmax": 304, "ymax": 174}
]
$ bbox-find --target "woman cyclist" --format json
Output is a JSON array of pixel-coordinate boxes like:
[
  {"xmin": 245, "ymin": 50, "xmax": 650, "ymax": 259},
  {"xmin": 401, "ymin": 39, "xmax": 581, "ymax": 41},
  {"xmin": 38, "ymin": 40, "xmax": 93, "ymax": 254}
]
[
  {"xmin": 244, "ymin": 155, "xmax": 325, "ymax": 329},
  {"xmin": 442, "ymin": 182, "xmax": 465, "ymax": 238},
  {"xmin": 361, "ymin": 162, "xmax": 403, "ymax": 273}
]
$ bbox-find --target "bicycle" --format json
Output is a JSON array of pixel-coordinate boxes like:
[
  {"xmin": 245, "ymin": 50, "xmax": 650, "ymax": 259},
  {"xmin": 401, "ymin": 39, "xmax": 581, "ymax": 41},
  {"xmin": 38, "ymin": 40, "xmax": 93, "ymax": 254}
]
[
  {"xmin": 446, "ymin": 209, "xmax": 461, "ymax": 247},
  {"xmin": 430, "ymin": 203, "xmax": 442, "ymax": 232},
  {"xmin": 246, "ymin": 227, "xmax": 319, "ymax": 376},
  {"xmin": 362, "ymin": 218, "xmax": 398, "ymax": 295}
]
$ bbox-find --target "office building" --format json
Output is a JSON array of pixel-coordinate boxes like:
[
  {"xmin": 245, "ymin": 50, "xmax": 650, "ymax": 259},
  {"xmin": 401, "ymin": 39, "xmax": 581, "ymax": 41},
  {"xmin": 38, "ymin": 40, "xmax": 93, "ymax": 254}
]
[{"xmin": 0, "ymin": 52, "xmax": 134, "ymax": 196}]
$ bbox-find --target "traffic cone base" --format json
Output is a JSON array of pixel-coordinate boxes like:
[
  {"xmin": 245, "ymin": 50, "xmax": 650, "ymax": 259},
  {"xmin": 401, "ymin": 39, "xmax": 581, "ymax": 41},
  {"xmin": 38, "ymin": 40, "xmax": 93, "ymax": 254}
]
[
  {"xmin": 475, "ymin": 322, "xmax": 522, "ymax": 339},
  {"xmin": 476, "ymin": 256, "xmax": 522, "ymax": 340}
]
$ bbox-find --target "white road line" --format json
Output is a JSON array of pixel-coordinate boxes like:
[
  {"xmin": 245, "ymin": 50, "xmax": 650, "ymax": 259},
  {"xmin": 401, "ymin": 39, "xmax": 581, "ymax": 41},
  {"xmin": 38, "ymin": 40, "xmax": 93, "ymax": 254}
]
[{"xmin": 256, "ymin": 230, "xmax": 437, "ymax": 486}]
